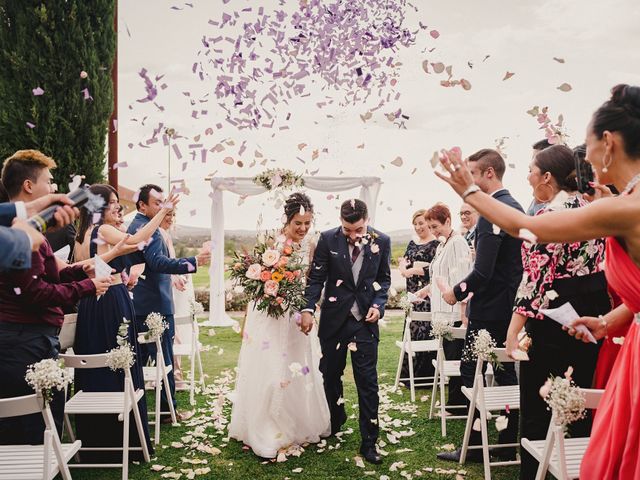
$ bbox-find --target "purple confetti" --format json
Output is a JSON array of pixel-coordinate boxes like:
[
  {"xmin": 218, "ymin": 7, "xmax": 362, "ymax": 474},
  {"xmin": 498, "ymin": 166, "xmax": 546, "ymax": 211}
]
[
  {"xmin": 136, "ymin": 68, "xmax": 159, "ymax": 103},
  {"xmin": 26, "ymin": 122, "xmax": 36, "ymax": 129},
  {"xmin": 32, "ymin": 87, "xmax": 45, "ymax": 96},
  {"xmin": 301, "ymin": 366, "xmax": 310, "ymax": 376},
  {"xmin": 81, "ymin": 88, "xmax": 93, "ymax": 101}
]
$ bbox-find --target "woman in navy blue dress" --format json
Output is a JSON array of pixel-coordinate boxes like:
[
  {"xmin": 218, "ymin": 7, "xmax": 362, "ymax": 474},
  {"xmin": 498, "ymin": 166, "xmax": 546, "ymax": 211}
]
[{"xmin": 73, "ymin": 184, "xmax": 178, "ymax": 462}]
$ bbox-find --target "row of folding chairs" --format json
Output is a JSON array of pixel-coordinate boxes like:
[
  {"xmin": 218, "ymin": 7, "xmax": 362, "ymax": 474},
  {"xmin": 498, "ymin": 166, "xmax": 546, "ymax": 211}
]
[
  {"xmin": 394, "ymin": 309, "xmax": 599, "ymax": 480},
  {"xmin": 0, "ymin": 312, "xmax": 206, "ymax": 480}
]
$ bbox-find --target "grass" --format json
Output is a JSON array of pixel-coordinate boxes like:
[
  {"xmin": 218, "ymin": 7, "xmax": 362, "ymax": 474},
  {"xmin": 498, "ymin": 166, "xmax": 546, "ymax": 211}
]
[{"xmin": 68, "ymin": 312, "xmax": 519, "ymax": 480}]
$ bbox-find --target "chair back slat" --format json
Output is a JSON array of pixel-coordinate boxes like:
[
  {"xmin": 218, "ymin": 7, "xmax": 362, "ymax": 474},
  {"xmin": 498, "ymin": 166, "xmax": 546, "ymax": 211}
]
[
  {"xmin": 0, "ymin": 393, "xmax": 42, "ymax": 418},
  {"xmin": 582, "ymin": 388, "xmax": 605, "ymax": 409},
  {"xmin": 432, "ymin": 311, "xmax": 459, "ymax": 323},
  {"xmin": 174, "ymin": 314, "xmax": 193, "ymax": 326},
  {"xmin": 59, "ymin": 352, "xmax": 110, "ymax": 369},
  {"xmin": 451, "ymin": 327, "xmax": 467, "ymax": 339},
  {"xmin": 59, "ymin": 314, "xmax": 77, "ymax": 350}
]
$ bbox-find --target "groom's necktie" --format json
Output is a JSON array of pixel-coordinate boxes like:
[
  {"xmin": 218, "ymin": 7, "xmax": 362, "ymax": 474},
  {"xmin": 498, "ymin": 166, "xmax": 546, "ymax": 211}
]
[{"xmin": 350, "ymin": 245, "xmax": 361, "ymax": 264}]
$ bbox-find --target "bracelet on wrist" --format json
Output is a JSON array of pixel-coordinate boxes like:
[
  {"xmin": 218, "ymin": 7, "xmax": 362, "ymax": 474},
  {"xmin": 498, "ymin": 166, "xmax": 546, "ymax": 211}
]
[
  {"xmin": 462, "ymin": 184, "xmax": 481, "ymax": 199},
  {"xmin": 599, "ymin": 315, "xmax": 608, "ymax": 337}
]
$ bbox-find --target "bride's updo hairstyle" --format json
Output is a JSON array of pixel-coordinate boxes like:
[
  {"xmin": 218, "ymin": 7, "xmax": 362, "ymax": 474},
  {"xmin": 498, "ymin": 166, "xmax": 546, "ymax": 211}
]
[
  {"xmin": 591, "ymin": 84, "xmax": 640, "ymax": 158},
  {"xmin": 283, "ymin": 192, "xmax": 314, "ymax": 224}
]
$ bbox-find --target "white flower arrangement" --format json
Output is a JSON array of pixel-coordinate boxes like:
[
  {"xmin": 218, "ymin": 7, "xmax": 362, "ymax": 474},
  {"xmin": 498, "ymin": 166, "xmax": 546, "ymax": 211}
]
[
  {"xmin": 430, "ymin": 316, "xmax": 454, "ymax": 341},
  {"xmin": 105, "ymin": 344, "xmax": 135, "ymax": 372},
  {"xmin": 145, "ymin": 312, "xmax": 168, "ymax": 340},
  {"xmin": 25, "ymin": 358, "xmax": 72, "ymax": 403},
  {"xmin": 462, "ymin": 329, "xmax": 499, "ymax": 365},
  {"xmin": 397, "ymin": 292, "xmax": 413, "ymax": 315},
  {"xmin": 106, "ymin": 317, "xmax": 135, "ymax": 371},
  {"xmin": 253, "ymin": 168, "xmax": 305, "ymax": 191},
  {"xmin": 539, "ymin": 367, "xmax": 586, "ymax": 427}
]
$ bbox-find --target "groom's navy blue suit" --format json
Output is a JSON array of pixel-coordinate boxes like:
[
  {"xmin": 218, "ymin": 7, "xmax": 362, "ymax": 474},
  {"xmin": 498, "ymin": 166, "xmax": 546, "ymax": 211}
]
[{"xmin": 304, "ymin": 226, "xmax": 391, "ymax": 451}]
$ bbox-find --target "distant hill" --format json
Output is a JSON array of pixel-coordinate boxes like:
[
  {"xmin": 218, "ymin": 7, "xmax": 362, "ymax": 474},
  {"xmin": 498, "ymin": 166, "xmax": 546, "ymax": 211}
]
[{"xmin": 174, "ymin": 225, "xmax": 415, "ymax": 245}]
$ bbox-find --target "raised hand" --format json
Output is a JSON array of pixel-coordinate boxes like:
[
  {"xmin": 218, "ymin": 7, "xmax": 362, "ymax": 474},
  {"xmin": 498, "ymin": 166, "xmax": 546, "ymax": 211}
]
[
  {"xmin": 433, "ymin": 147, "xmax": 476, "ymax": 197},
  {"xmin": 162, "ymin": 191, "xmax": 181, "ymax": 211}
]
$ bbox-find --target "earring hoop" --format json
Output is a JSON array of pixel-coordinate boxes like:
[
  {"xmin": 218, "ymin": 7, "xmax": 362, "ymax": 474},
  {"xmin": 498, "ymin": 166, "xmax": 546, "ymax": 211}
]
[{"xmin": 533, "ymin": 183, "xmax": 555, "ymax": 203}]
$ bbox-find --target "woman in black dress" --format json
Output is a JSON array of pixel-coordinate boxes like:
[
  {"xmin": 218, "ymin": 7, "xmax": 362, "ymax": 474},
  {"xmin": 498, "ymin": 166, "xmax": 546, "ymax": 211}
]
[
  {"xmin": 73, "ymin": 184, "xmax": 177, "ymax": 462},
  {"xmin": 398, "ymin": 209, "xmax": 439, "ymax": 384}
]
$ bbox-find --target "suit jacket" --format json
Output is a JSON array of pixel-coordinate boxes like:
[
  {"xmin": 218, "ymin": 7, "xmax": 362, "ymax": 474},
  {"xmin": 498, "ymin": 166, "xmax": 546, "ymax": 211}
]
[
  {"xmin": 0, "ymin": 226, "xmax": 32, "ymax": 271},
  {"xmin": 304, "ymin": 227, "xmax": 391, "ymax": 340},
  {"xmin": 0, "ymin": 202, "xmax": 17, "ymax": 227},
  {"xmin": 127, "ymin": 213, "xmax": 197, "ymax": 316},
  {"xmin": 453, "ymin": 189, "xmax": 524, "ymax": 324}
]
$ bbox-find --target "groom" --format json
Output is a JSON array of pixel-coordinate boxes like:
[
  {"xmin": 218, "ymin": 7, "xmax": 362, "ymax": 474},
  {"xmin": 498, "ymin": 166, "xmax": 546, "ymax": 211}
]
[{"xmin": 301, "ymin": 199, "xmax": 391, "ymax": 465}]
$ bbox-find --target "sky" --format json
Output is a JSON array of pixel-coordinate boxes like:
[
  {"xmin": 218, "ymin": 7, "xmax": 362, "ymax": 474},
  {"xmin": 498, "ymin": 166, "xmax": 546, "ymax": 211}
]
[{"xmin": 117, "ymin": 0, "xmax": 640, "ymax": 233}]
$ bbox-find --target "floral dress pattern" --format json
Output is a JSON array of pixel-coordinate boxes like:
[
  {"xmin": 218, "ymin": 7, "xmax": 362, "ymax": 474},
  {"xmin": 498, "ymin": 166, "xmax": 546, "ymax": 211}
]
[
  {"xmin": 514, "ymin": 193, "xmax": 606, "ymax": 318},
  {"xmin": 400, "ymin": 239, "xmax": 439, "ymax": 383}
]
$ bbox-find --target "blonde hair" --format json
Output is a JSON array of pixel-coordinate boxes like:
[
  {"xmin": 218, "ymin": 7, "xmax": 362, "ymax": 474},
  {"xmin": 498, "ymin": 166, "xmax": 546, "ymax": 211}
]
[{"xmin": 412, "ymin": 209, "xmax": 427, "ymax": 224}]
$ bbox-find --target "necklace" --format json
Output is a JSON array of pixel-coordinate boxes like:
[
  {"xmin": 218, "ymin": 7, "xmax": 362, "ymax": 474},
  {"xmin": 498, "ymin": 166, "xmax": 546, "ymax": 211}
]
[{"xmin": 622, "ymin": 173, "xmax": 640, "ymax": 195}]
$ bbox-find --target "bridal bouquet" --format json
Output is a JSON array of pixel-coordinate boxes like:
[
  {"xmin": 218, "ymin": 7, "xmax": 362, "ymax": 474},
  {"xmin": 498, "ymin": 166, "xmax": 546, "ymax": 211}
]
[
  {"xmin": 539, "ymin": 367, "xmax": 586, "ymax": 427},
  {"xmin": 229, "ymin": 233, "xmax": 307, "ymax": 318}
]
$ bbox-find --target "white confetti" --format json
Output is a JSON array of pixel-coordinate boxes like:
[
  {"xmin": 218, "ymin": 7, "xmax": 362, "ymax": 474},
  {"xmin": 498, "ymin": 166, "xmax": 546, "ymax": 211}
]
[
  {"xmin": 495, "ymin": 415, "xmax": 509, "ymax": 431},
  {"xmin": 492, "ymin": 224, "xmax": 501, "ymax": 235}
]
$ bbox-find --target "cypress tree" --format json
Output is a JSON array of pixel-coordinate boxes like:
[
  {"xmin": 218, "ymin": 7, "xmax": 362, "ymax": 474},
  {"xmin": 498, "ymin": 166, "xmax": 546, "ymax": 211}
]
[{"xmin": 0, "ymin": 1, "xmax": 115, "ymax": 191}]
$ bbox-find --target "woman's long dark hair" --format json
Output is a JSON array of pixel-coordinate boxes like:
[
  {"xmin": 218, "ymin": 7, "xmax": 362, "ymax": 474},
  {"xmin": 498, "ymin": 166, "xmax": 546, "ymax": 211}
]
[{"xmin": 75, "ymin": 184, "xmax": 118, "ymax": 243}]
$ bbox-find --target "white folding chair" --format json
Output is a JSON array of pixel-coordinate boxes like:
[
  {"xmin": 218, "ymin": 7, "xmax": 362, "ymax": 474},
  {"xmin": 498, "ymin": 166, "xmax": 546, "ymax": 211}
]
[
  {"xmin": 173, "ymin": 313, "xmax": 205, "ymax": 405},
  {"xmin": 521, "ymin": 388, "xmax": 604, "ymax": 480},
  {"xmin": 59, "ymin": 314, "xmax": 77, "ymax": 352},
  {"xmin": 393, "ymin": 311, "xmax": 440, "ymax": 402},
  {"xmin": 0, "ymin": 393, "xmax": 81, "ymax": 480},
  {"xmin": 60, "ymin": 353, "xmax": 150, "ymax": 480},
  {"xmin": 138, "ymin": 333, "xmax": 177, "ymax": 444},
  {"xmin": 429, "ymin": 324, "xmax": 496, "ymax": 436},
  {"xmin": 460, "ymin": 348, "xmax": 524, "ymax": 480},
  {"xmin": 429, "ymin": 326, "xmax": 468, "ymax": 436}
]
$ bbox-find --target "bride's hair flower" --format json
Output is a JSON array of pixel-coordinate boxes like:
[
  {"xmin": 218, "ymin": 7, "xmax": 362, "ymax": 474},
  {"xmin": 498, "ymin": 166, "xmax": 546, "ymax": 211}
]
[
  {"xmin": 262, "ymin": 249, "xmax": 280, "ymax": 267},
  {"xmin": 264, "ymin": 279, "xmax": 279, "ymax": 296},
  {"xmin": 245, "ymin": 263, "xmax": 263, "ymax": 280}
]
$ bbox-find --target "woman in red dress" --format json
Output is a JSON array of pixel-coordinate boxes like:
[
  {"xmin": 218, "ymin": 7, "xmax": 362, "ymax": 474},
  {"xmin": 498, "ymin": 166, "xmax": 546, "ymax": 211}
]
[{"xmin": 436, "ymin": 83, "xmax": 640, "ymax": 479}]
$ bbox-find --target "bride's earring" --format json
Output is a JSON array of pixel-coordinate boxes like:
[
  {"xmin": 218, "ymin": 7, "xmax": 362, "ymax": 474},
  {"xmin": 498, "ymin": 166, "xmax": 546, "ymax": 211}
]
[
  {"xmin": 602, "ymin": 153, "xmax": 612, "ymax": 173},
  {"xmin": 533, "ymin": 182, "xmax": 554, "ymax": 203}
]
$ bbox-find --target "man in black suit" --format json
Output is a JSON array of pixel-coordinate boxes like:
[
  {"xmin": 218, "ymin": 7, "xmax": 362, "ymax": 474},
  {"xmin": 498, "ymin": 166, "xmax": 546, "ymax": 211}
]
[
  {"xmin": 300, "ymin": 199, "xmax": 391, "ymax": 465},
  {"xmin": 438, "ymin": 148, "xmax": 524, "ymax": 463}
]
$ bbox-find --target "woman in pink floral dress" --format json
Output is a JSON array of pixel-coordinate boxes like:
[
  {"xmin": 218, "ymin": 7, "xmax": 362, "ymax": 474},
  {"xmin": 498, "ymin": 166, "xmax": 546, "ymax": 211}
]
[{"xmin": 503, "ymin": 145, "xmax": 611, "ymax": 479}]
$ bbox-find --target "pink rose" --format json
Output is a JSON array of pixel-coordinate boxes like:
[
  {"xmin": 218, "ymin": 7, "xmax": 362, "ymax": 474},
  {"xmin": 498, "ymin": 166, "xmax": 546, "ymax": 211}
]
[
  {"xmin": 261, "ymin": 249, "xmax": 280, "ymax": 267},
  {"xmin": 264, "ymin": 280, "xmax": 279, "ymax": 296},
  {"xmin": 260, "ymin": 270, "xmax": 272, "ymax": 282},
  {"xmin": 245, "ymin": 263, "xmax": 262, "ymax": 280}
]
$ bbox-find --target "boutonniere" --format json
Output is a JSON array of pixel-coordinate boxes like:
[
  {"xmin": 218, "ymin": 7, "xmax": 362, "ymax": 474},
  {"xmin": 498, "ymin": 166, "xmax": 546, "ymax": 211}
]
[{"xmin": 356, "ymin": 229, "xmax": 380, "ymax": 254}]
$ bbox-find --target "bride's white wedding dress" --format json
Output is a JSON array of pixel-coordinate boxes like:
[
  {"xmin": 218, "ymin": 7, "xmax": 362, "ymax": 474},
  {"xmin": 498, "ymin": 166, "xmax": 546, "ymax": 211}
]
[{"xmin": 228, "ymin": 238, "xmax": 331, "ymax": 458}]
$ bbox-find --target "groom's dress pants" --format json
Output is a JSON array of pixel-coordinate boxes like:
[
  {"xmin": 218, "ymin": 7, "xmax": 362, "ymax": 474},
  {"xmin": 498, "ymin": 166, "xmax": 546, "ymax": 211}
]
[{"xmin": 319, "ymin": 315, "xmax": 379, "ymax": 450}]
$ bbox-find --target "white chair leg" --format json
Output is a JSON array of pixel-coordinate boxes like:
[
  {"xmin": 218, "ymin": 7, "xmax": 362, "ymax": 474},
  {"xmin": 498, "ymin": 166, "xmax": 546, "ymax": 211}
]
[
  {"xmin": 154, "ymin": 375, "xmax": 161, "ymax": 444},
  {"xmin": 196, "ymin": 349, "xmax": 205, "ymax": 386},
  {"xmin": 190, "ymin": 348, "xmax": 197, "ymax": 406},
  {"xmin": 439, "ymin": 367, "xmax": 447, "ymax": 437},
  {"xmin": 407, "ymin": 346, "xmax": 416, "ymax": 402},
  {"xmin": 429, "ymin": 358, "xmax": 439, "ymax": 419},
  {"xmin": 122, "ymin": 397, "xmax": 130, "ymax": 480},
  {"xmin": 163, "ymin": 367, "xmax": 177, "ymax": 423},
  {"xmin": 43, "ymin": 430, "xmax": 51, "ymax": 480},
  {"xmin": 63, "ymin": 413, "xmax": 80, "ymax": 463},
  {"xmin": 394, "ymin": 344, "xmax": 405, "ymax": 389},
  {"xmin": 479, "ymin": 403, "xmax": 491, "ymax": 480},
  {"xmin": 131, "ymin": 389, "xmax": 151, "ymax": 463}
]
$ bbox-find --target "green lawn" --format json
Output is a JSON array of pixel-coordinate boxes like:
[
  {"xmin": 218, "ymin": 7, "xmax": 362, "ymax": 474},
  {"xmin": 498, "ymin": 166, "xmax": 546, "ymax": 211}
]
[{"xmin": 69, "ymin": 312, "xmax": 519, "ymax": 480}]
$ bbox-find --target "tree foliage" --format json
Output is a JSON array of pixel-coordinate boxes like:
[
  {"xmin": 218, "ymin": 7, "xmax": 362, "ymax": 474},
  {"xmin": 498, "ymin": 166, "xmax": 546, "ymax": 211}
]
[{"xmin": 0, "ymin": 1, "xmax": 115, "ymax": 191}]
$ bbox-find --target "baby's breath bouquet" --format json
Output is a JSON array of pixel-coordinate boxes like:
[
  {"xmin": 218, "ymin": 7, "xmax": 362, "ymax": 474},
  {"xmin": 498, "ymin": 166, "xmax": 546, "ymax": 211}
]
[
  {"xmin": 25, "ymin": 358, "xmax": 72, "ymax": 403},
  {"xmin": 430, "ymin": 315, "xmax": 454, "ymax": 341},
  {"xmin": 144, "ymin": 312, "xmax": 168, "ymax": 340},
  {"xmin": 462, "ymin": 329, "xmax": 500, "ymax": 367},
  {"xmin": 539, "ymin": 367, "xmax": 587, "ymax": 428}
]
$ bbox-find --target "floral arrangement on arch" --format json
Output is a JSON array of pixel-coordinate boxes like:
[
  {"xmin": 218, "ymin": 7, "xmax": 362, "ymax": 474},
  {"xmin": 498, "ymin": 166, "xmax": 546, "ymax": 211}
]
[
  {"xmin": 539, "ymin": 366, "xmax": 587, "ymax": 428},
  {"xmin": 253, "ymin": 168, "xmax": 305, "ymax": 191},
  {"xmin": 229, "ymin": 232, "xmax": 307, "ymax": 318},
  {"xmin": 25, "ymin": 358, "xmax": 72, "ymax": 403},
  {"xmin": 105, "ymin": 317, "xmax": 135, "ymax": 371}
]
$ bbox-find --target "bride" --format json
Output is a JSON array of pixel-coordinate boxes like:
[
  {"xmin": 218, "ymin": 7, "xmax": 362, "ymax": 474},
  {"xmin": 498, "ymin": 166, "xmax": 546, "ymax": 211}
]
[{"xmin": 229, "ymin": 192, "xmax": 331, "ymax": 458}]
